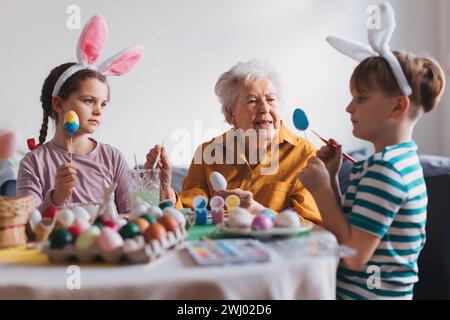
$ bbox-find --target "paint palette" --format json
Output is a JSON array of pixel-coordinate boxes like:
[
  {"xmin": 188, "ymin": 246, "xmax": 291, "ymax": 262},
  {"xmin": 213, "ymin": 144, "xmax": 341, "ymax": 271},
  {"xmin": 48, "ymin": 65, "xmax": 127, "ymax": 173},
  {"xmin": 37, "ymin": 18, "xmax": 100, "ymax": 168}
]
[{"xmin": 185, "ymin": 239, "xmax": 272, "ymax": 266}]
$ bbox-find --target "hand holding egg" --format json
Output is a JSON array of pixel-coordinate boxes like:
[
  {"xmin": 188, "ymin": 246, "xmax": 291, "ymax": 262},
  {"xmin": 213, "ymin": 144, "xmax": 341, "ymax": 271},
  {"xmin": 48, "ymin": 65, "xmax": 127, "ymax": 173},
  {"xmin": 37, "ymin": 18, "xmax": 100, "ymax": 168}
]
[
  {"xmin": 52, "ymin": 163, "xmax": 78, "ymax": 206},
  {"xmin": 216, "ymin": 188, "xmax": 264, "ymax": 214}
]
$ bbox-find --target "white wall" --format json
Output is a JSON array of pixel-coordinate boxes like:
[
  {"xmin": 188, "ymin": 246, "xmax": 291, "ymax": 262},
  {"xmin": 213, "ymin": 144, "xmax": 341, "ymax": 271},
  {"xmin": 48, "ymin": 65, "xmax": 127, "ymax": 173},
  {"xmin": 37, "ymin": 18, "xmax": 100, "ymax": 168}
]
[{"xmin": 0, "ymin": 0, "xmax": 448, "ymax": 167}]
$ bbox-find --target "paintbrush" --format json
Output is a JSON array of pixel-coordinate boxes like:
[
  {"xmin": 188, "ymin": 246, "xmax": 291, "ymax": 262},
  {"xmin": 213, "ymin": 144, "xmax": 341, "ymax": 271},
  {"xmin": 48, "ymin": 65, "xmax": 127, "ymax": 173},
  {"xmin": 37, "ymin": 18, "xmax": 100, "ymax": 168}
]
[{"xmin": 311, "ymin": 130, "xmax": 357, "ymax": 163}]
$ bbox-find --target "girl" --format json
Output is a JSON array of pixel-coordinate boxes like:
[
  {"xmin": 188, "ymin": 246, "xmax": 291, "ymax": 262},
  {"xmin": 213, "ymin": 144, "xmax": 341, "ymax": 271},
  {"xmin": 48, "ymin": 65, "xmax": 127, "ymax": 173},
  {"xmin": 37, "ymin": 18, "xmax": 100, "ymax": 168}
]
[
  {"xmin": 298, "ymin": 3, "xmax": 446, "ymax": 299},
  {"xmin": 16, "ymin": 15, "xmax": 144, "ymax": 213}
]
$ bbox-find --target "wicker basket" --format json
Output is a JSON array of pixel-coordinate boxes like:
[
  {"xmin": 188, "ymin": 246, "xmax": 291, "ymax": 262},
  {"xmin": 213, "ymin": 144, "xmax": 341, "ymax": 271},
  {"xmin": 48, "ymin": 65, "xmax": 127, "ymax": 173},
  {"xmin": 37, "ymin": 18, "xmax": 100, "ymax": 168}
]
[{"xmin": 0, "ymin": 195, "xmax": 35, "ymax": 248}]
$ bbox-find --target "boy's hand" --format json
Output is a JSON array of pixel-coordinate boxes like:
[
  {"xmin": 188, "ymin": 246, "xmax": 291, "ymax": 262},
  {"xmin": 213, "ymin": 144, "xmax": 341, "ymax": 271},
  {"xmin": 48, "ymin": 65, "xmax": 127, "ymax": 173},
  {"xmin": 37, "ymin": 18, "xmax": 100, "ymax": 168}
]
[
  {"xmin": 52, "ymin": 163, "xmax": 77, "ymax": 206},
  {"xmin": 298, "ymin": 157, "xmax": 331, "ymax": 194},
  {"xmin": 316, "ymin": 139, "xmax": 343, "ymax": 178}
]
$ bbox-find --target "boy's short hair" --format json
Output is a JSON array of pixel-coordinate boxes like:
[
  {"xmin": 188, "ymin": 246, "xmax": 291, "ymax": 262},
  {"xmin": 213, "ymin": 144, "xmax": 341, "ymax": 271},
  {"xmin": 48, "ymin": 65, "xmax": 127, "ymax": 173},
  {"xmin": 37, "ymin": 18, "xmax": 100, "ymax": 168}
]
[{"xmin": 350, "ymin": 51, "xmax": 446, "ymax": 113}]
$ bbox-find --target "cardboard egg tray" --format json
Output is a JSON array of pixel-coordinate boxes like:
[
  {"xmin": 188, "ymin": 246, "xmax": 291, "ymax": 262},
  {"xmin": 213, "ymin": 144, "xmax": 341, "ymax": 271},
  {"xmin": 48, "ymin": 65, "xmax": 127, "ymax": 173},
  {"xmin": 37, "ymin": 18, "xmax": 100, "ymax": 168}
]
[{"xmin": 43, "ymin": 226, "xmax": 188, "ymax": 264}]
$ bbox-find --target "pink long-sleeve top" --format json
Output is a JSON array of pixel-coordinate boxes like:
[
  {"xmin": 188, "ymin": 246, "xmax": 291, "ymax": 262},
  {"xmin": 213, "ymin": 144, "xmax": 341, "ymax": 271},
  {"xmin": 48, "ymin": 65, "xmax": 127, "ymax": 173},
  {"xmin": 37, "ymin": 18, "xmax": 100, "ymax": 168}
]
[{"xmin": 16, "ymin": 139, "xmax": 131, "ymax": 213}]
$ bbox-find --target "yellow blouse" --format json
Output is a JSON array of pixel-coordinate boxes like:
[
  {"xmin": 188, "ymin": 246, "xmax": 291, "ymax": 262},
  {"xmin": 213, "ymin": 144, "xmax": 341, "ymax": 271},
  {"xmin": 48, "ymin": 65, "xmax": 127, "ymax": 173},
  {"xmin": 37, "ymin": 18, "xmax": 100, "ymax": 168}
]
[{"xmin": 175, "ymin": 122, "xmax": 323, "ymax": 225}]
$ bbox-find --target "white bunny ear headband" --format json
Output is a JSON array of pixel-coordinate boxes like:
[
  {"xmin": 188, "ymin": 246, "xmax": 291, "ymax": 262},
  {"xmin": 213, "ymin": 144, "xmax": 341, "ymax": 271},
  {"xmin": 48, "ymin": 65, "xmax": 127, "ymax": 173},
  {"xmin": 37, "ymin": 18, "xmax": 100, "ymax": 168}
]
[
  {"xmin": 52, "ymin": 15, "xmax": 145, "ymax": 97},
  {"xmin": 326, "ymin": 2, "xmax": 412, "ymax": 96}
]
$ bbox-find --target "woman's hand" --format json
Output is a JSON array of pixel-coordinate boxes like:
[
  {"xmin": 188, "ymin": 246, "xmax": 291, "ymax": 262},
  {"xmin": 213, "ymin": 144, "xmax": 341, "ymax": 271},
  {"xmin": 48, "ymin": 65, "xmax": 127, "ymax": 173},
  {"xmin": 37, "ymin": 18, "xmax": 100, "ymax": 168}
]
[
  {"xmin": 297, "ymin": 157, "xmax": 331, "ymax": 195},
  {"xmin": 216, "ymin": 188, "xmax": 264, "ymax": 214},
  {"xmin": 316, "ymin": 139, "xmax": 343, "ymax": 179},
  {"xmin": 144, "ymin": 145, "xmax": 175, "ymax": 201},
  {"xmin": 52, "ymin": 163, "xmax": 77, "ymax": 206}
]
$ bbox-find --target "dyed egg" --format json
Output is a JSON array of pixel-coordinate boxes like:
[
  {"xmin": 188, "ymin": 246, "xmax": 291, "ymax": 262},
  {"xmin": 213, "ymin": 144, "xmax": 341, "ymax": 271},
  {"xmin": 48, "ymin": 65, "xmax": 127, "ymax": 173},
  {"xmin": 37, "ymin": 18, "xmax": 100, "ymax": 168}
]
[
  {"xmin": 71, "ymin": 206, "xmax": 91, "ymax": 222},
  {"xmin": 210, "ymin": 196, "xmax": 225, "ymax": 209},
  {"xmin": 227, "ymin": 207, "xmax": 253, "ymax": 229},
  {"xmin": 133, "ymin": 218, "xmax": 150, "ymax": 233},
  {"xmin": 209, "ymin": 171, "xmax": 227, "ymax": 192},
  {"xmin": 144, "ymin": 221, "xmax": 167, "ymax": 243},
  {"xmin": 163, "ymin": 207, "xmax": 186, "ymax": 227},
  {"xmin": 259, "ymin": 208, "xmax": 277, "ymax": 222},
  {"xmin": 63, "ymin": 111, "xmax": 80, "ymax": 136},
  {"xmin": 293, "ymin": 108, "xmax": 310, "ymax": 131},
  {"xmin": 146, "ymin": 206, "xmax": 163, "ymax": 218},
  {"xmin": 50, "ymin": 229, "xmax": 73, "ymax": 249},
  {"xmin": 56, "ymin": 208, "xmax": 75, "ymax": 228},
  {"xmin": 103, "ymin": 220, "xmax": 118, "ymax": 230},
  {"xmin": 75, "ymin": 226, "xmax": 101, "ymax": 251},
  {"xmin": 43, "ymin": 206, "xmax": 57, "ymax": 220},
  {"xmin": 193, "ymin": 195, "xmax": 208, "ymax": 210},
  {"xmin": 275, "ymin": 209, "xmax": 301, "ymax": 228},
  {"xmin": 68, "ymin": 226, "xmax": 81, "ymax": 238},
  {"xmin": 29, "ymin": 209, "xmax": 42, "ymax": 232},
  {"xmin": 96, "ymin": 227, "xmax": 124, "ymax": 252},
  {"xmin": 119, "ymin": 223, "xmax": 141, "ymax": 239},
  {"xmin": 72, "ymin": 218, "xmax": 91, "ymax": 233},
  {"xmin": 225, "ymin": 195, "xmax": 240, "ymax": 210},
  {"xmin": 158, "ymin": 214, "xmax": 180, "ymax": 232},
  {"xmin": 251, "ymin": 214, "xmax": 274, "ymax": 230},
  {"xmin": 159, "ymin": 199, "xmax": 174, "ymax": 210}
]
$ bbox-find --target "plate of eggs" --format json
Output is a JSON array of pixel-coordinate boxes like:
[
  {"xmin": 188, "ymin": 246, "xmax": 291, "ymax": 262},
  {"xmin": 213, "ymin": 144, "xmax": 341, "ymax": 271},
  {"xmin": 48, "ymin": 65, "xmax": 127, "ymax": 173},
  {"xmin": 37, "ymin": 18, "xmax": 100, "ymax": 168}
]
[{"xmin": 219, "ymin": 208, "xmax": 314, "ymax": 240}]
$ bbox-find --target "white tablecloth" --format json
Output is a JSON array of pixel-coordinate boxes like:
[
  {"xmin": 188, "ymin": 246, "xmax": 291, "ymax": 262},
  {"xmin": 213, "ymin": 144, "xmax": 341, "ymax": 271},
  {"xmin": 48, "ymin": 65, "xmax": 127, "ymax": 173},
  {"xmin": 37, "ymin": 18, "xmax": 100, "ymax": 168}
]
[{"xmin": 0, "ymin": 227, "xmax": 341, "ymax": 299}]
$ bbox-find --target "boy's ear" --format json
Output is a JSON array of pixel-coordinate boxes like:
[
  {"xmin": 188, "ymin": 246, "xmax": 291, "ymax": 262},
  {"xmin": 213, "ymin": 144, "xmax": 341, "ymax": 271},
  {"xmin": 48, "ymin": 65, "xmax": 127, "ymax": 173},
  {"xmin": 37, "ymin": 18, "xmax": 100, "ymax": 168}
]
[{"xmin": 391, "ymin": 96, "xmax": 410, "ymax": 119}]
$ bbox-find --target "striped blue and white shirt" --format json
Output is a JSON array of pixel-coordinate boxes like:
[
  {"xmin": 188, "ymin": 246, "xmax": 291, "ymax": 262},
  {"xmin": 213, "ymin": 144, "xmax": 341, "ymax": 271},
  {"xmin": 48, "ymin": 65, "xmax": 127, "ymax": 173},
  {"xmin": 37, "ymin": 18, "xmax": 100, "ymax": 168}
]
[{"xmin": 337, "ymin": 142, "xmax": 427, "ymax": 300}]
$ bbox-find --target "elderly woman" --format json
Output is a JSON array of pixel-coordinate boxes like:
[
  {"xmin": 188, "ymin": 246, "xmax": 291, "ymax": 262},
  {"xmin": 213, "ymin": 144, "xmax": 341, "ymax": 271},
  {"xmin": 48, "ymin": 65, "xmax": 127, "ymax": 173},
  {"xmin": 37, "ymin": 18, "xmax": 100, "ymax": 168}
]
[{"xmin": 145, "ymin": 60, "xmax": 322, "ymax": 224}]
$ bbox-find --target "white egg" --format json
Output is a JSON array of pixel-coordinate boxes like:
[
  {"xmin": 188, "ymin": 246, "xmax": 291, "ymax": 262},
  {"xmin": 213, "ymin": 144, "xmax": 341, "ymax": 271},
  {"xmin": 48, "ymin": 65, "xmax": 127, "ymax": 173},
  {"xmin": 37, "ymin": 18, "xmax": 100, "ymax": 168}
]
[
  {"xmin": 56, "ymin": 208, "xmax": 75, "ymax": 228},
  {"xmin": 163, "ymin": 207, "xmax": 186, "ymax": 227},
  {"xmin": 71, "ymin": 206, "xmax": 91, "ymax": 222},
  {"xmin": 227, "ymin": 207, "xmax": 253, "ymax": 229},
  {"xmin": 146, "ymin": 206, "xmax": 163, "ymax": 218},
  {"xmin": 116, "ymin": 218, "xmax": 128, "ymax": 229},
  {"xmin": 29, "ymin": 209, "xmax": 42, "ymax": 232},
  {"xmin": 275, "ymin": 209, "xmax": 300, "ymax": 228},
  {"xmin": 209, "ymin": 171, "xmax": 227, "ymax": 192}
]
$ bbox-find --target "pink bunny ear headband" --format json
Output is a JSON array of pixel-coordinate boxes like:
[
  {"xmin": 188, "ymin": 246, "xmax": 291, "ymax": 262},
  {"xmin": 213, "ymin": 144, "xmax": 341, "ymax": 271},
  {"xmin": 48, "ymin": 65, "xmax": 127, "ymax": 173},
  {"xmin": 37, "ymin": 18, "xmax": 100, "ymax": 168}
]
[
  {"xmin": 52, "ymin": 15, "xmax": 144, "ymax": 97},
  {"xmin": 326, "ymin": 2, "xmax": 412, "ymax": 96}
]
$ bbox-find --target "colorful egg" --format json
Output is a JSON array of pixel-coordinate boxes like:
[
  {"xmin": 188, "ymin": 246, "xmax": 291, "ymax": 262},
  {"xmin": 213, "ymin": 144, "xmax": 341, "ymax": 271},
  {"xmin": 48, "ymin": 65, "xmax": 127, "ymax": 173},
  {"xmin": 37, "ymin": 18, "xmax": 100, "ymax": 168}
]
[
  {"xmin": 163, "ymin": 207, "xmax": 186, "ymax": 227},
  {"xmin": 209, "ymin": 171, "xmax": 227, "ymax": 192},
  {"xmin": 56, "ymin": 208, "xmax": 75, "ymax": 228},
  {"xmin": 275, "ymin": 209, "xmax": 301, "ymax": 228},
  {"xmin": 144, "ymin": 221, "xmax": 167, "ymax": 243},
  {"xmin": 251, "ymin": 214, "xmax": 274, "ymax": 230},
  {"xmin": 68, "ymin": 226, "xmax": 82, "ymax": 238},
  {"xmin": 72, "ymin": 218, "xmax": 91, "ymax": 234},
  {"xmin": 259, "ymin": 208, "xmax": 277, "ymax": 222},
  {"xmin": 225, "ymin": 195, "xmax": 240, "ymax": 210},
  {"xmin": 193, "ymin": 195, "xmax": 208, "ymax": 210},
  {"xmin": 158, "ymin": 214, "xmax": 180, "ymax": 232},
  {"xmin": 119, "ymin": 223, "xmax": 141, "ymax": 239},
  {"xmin": 63, "ymin": 111, "xmax": 80, "ymax": 136},
  {"xmin": 210, "ymin": 196, "xmax": 225, "ymax": 209},
  {"xmin": 133, "ymin": 218, "xmax": 150, "ymax": 233},
  {"xmin": 43, "ymin": 206, "xmax": 57, "ymax": 220},
  {"xmin": 293, "ymin": 108, "xmax": 309, "ymax": 131},
  {"xmin": 159, "ymin": 199, "xmax": 174, "ymax": 210},
  {"xmin": 50, "ymin": 229, "xmax": 73, "ymax": 249},
  {"xmin": 75, "ymin": 225, "xmax": 101, "ymax": 251},
  {"xmin": 96, "ymin": 227, "xmax": 124, "ymax": 252}
]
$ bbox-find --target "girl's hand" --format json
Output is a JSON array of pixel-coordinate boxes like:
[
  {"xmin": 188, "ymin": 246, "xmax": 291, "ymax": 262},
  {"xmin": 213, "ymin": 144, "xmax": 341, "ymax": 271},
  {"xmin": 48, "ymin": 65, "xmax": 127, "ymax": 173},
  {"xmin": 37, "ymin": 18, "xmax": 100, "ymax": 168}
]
[
  {"xmin": 297, "ymin": 157, "xmax": 331, "ymax": 195},
  {"xmin": 216, "ymin": 189, "xmax": 264, "ymax": 214},
  {"xmin": 316, "ymin": 139, "xmax": 343, "ymax": 178},
  {"xmin": 52, "ymin": 163, "xmax": 77, "ymax": 206},
  {"xmin": 144, "ymin": 145, "xmax": 175, "ymax": 201}
]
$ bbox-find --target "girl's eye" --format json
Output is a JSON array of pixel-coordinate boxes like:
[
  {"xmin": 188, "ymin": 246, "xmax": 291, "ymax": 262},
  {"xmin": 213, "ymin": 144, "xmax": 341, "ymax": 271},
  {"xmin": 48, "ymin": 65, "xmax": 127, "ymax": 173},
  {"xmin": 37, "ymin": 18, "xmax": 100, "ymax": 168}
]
[
  {"xmin": 101, "ymin": 102, "xmax": 108, "ymax": 108},
  {"xmin": 84, "ymin": 98, "xmax": 94, "ymax": 104}
]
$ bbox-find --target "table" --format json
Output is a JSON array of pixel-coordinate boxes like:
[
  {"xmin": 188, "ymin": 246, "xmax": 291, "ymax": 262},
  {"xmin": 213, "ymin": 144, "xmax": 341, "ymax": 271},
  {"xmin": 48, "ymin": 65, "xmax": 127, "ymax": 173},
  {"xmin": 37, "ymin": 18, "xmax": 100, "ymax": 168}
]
[{"xmin": 0, "ymin": 226, "xmax": 341, "ymax": 300}]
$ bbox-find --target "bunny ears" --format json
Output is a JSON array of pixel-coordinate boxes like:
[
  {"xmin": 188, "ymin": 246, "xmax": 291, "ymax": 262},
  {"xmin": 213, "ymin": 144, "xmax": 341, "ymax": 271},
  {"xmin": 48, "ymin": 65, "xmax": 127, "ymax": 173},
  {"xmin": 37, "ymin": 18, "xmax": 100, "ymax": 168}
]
[
  {"xmin": 52, "ymin": 15, "xmax": 144, "ymax": 97},
  {"xmin": 326, "ymin": 2, "xmax": 412, "ymax": 96}
]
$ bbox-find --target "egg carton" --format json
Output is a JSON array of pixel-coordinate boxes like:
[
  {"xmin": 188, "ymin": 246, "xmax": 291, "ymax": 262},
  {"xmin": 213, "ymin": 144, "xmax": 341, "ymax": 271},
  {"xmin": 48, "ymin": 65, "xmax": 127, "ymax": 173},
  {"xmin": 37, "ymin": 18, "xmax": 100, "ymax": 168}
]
[{"xmin": 43, "ymin": 226, "xmax": 188, "ymax": 264}]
